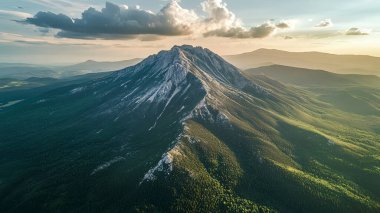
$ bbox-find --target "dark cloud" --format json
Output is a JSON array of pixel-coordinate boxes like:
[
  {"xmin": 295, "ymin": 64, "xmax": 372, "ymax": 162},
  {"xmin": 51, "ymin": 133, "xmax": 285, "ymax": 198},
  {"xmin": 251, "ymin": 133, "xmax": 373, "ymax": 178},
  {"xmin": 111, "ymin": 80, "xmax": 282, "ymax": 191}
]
[
  {"xmin": 203, "ymin": 21, "xmax": 294, "ymax": 39},
  {"xmin": 23, "ymin": 1, "xmax": 198, "ymax": 39},
  {"xmin": 315, "ymin": 19, "xmax": 333, "ymax": 27},
  {"xmin": 346, "ymin": 27, "xmax": 370, "ymax": 35},
  {"xmin": 204, "ymin": 23, "xmax": 277, "ymax": 38},
  {"xmin": 14, "ymin": 40, "xmax": 48, "ymax": 45},
  {"xmin": 25, "ymin": 12, "xmax": 73, "ymax": 29},
  {"xmin": 38, "ymin": 27, "xmax": 49, "ymax": 34},
  {"xmin": 249, "ymin": 23, "xmax": 277, "ymax": 38},
  {"xmin": 276, "ymin": 22, "xmax": 290, "ymax": 29}
]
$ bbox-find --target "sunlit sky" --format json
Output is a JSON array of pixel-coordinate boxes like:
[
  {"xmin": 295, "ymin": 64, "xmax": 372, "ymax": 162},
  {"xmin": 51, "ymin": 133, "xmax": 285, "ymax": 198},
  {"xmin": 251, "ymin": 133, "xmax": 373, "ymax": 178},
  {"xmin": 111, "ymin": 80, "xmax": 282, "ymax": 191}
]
[{"xmin": 1, "ymin": 0, "xmax": 379, "ymax": 64}]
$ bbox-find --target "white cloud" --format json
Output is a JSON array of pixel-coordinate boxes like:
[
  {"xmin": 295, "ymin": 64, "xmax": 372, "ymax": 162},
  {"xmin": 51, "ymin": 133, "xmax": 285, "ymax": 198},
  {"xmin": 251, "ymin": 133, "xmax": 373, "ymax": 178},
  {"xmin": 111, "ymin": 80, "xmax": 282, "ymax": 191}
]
[
  {"xmin": 199, "ymin": 0, "xmax": 289, "ymax": 38},
  {"xmin": 201, "ymin": 0, "xmax": 242, "ymax": 30},
  {"xmin": 0, "ymin": 10, "xmax": 32, "ymax": 19}
]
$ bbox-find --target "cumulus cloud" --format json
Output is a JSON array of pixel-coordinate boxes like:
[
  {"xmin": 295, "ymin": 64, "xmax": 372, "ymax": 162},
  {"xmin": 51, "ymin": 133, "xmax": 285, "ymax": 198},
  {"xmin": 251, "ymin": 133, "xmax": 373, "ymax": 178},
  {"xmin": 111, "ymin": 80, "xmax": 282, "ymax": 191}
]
[
  {"xmin": 276, "ymin": 22, "xmax": 290, "ymax": 29},
  {"xmin": 204, "ymin": 22, "xmax": 277, "ymax": 38},
  {"xmin": 315, "ymin": 19, "xmax": 333, "ymax": 27},
  {"xmin": 200, "ymin": 0, "xmax": 290, "ymax": 38},
  {"xmin": 201, "ymin": 0, "xmax": 241, "ymax": 30},
  {"xmin": 23, "ymin": 1, "xmax": 198, "ymax": 39},
  {"xmin": 22, "ymin": 0, "xmax": 292, "ymax": 40},
  {"xmin": 345, "ymin": 27, "xmax": 370, "ymax": 35}
]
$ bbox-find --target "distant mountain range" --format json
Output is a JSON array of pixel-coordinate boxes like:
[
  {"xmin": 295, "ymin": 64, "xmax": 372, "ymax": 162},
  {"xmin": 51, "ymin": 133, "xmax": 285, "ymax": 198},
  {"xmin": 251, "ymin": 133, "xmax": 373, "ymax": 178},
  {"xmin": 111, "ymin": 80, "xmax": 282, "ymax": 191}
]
[
  {"xmin": 0, "ymin": 58, "xmax": 141, "ymax": 79},
  {"xmin": 244, "ymin": 64, "xmax": 380, "ymax": 88},
  {"xmin": 60, "ymin": 58, "xmax": 142, "ymax": 76},
  {"xmin": 2, "ymin": 48, "xmax": 380, "ymax": 80},
  {"xmin": 1, "ymin": 45, "xmax": 379, "ymax": 212},
  {"xmin": 0, "ymin": 63, "xmax": 58, "ymax": 79},
  {"xmin": 224, "ymin": 48, "xmax": 380, "ymax": 76}
]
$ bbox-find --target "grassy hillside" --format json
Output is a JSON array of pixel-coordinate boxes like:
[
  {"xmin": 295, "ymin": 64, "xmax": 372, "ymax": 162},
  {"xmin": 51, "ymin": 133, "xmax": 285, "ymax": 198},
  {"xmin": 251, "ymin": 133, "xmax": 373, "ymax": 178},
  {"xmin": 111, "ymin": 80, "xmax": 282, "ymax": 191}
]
[
  {"xmin": 244, "ymin": 65, "xmax": 380, "ymax": 116},
  {"xmin": 137, "ymin": 70, "xmax": 380, "ymax": 212},
  {"xmin": 245, "ymin": 65, "xmax": 380, "ymax": 88}
]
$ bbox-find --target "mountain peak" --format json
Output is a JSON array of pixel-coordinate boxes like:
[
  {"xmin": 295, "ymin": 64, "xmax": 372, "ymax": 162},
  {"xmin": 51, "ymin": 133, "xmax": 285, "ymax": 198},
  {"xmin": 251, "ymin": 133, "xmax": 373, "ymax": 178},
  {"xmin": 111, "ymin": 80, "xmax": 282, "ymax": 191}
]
[
  {"xmin": 103, "ymin": 45, "xmax": 263, "ymax": 129},
  {"xmin": 117, "ymin": 45, "xmax": 249, "ymax": 90},
  {"xmin": 252, "ymin": 48, "xmax": 288, "ymax": 54}
]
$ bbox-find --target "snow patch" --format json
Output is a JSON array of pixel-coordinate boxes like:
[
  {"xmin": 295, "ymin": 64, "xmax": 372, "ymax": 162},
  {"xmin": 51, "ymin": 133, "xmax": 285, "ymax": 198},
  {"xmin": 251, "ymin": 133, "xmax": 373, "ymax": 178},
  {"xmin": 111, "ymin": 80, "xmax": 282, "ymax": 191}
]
[
  {"xmin": 0, "ymin": 100, "xmax": 23, "ymax": 109},
  {"xmin": 216, "ymin": 112, "xmax": 230, "ymax": 124},
  {"xmin": 140, "ymin": 136, "xmax": 183, "ymax": 184},
  {"xmin": 140, "ymin": 153, "xmax": 174, "ymax": 183},
  {"xmin": 327, "ymin": 139, "xmax": 335, "ymax": 145},
  {"xmin": 183, "ymin": 135, "xmax": 200, "ymax": 144},
  {"xmin": 90, "ymin": 156, "xmax": 125, "ymax": 175},
  {"xmin": 177, "ymin": 106, "xmax": 185, "ymax": 113},
  {"xmin": 36, "ymin": 99, "xmax": 46, "ymax": 104},
  {"xmin": 70, "ymin": 87, "xmax": 85, "ymax": 94},
  {"xmin": 148, "ymin": 86, "xmax": 181, "ymax": 131}
]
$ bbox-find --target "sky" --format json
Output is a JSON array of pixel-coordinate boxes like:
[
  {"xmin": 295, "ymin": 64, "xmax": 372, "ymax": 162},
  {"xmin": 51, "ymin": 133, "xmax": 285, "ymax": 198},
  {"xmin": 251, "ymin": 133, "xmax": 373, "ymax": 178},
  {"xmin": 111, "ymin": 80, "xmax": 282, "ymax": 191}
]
[{"xmin": 0, "ymin": 0, "xmax": 379, "ymax": 64}]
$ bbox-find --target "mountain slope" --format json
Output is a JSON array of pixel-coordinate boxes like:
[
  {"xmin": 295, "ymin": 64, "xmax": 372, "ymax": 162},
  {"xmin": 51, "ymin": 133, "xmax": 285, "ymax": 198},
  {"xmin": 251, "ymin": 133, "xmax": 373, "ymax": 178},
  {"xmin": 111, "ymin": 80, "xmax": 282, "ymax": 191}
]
[
  {"xmin": 0, "ymin": 45, "xmax": 379, "ymax": 212},
  {"xmin": 244, "ymin": 65, "xmax": 380, "ymax": 88},
  {"xmin": 224, "ymin": 48, "xmax": 380, "ymax": 76},
  {"xmin": 243, "ymin": 65, "xmax": 380, "ymax": 116}
]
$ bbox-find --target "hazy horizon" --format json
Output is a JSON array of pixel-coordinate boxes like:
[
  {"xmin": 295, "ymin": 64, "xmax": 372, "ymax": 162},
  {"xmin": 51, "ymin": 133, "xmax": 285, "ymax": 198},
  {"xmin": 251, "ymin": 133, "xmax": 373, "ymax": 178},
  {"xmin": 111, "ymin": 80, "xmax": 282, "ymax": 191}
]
[
  {"xmin": 2, "ymin": 47, "xmax": 380, "ymax": 66},
  {"xmin": 1, "ymin": 0, "xmax": 380, "ymax": 64}
]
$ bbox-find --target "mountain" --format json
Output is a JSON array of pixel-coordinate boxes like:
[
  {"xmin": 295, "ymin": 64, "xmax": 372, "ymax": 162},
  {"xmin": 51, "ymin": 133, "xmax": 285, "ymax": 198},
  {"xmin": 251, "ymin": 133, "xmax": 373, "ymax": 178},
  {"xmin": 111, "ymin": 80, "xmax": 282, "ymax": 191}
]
[
  {"xmin": 0, "ymin": 45, "xmax": 379, "ymax": 212},
  {"xmin": 0, "ymin": 72, "xmax": 110, "ymax": 108},
  {"xmin": 244, "ymin": 64, "xmax": 380, "ymax": 88},
  {"xmin": 59, "ymin": 58, "xmax": 142, "ymax": 77},
  {"xmin": 0, "ymin": 63, "xmax": 59, "ymax": 79},
  {"xmin": 0, "ymin": 59, "xmax": 141, "ymax": 79},
  {"xmin": 224, "ymin": 48, "xmax": 380, "ymax": 76}
]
